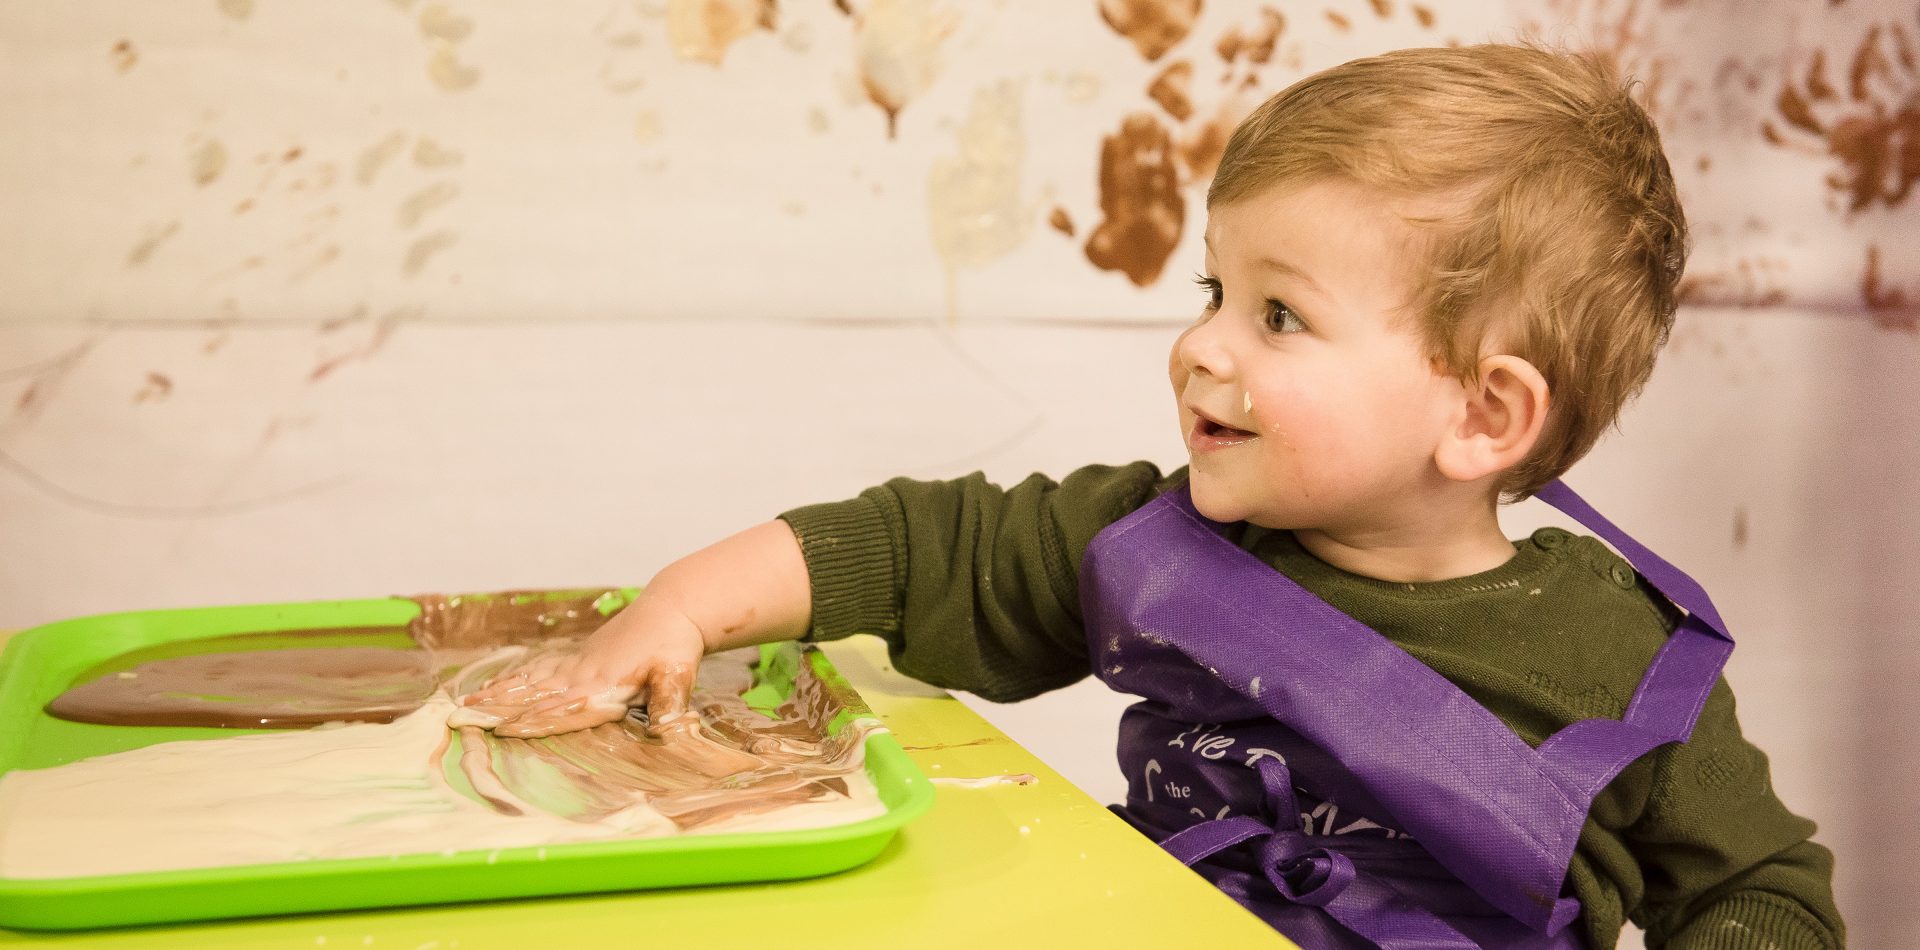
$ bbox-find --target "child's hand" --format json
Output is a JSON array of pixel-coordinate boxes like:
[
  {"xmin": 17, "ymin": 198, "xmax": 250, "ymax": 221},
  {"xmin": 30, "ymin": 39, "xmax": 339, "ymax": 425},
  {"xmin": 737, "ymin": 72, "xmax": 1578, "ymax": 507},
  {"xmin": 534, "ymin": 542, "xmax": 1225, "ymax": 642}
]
[
  {"xmin": 451, "ymin": 519, "xmax": 812, "ymax": 737},
  {"xmin": 451, "ymin": 602, "xmax": 707, "ymax": 738}
]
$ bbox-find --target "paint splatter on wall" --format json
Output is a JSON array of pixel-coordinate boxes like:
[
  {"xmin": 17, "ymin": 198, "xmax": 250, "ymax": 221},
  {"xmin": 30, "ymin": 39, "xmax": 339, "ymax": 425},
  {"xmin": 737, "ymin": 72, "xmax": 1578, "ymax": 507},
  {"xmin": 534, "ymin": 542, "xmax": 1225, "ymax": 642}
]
[{"xmin": 0, "ymin": 1, "xmax": 1911, "ymax": 327}]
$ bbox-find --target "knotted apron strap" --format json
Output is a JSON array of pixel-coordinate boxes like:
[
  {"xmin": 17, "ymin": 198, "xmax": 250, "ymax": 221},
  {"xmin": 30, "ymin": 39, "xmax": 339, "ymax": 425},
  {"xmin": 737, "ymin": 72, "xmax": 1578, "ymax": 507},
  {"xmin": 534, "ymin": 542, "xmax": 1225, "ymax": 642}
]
[
  {"xmin": 1164, "ymin": 758, "xmax": 1485, "ymax": 950},
  {"xmin": 1105, "ymin": 488, "xmax": 1586, "ymax": 932},
  {"xmin": 1529, "ymin": 482, "xmax": 1736, "ymax": 798}
]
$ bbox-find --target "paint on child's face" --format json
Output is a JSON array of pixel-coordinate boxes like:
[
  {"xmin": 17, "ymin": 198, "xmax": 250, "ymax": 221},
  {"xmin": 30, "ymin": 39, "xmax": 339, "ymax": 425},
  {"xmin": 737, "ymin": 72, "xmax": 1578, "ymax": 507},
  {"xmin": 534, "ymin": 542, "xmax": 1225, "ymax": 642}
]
[{"xmin": 1168, "ymin": 178, "xmax": 1463, "ymax": 532}]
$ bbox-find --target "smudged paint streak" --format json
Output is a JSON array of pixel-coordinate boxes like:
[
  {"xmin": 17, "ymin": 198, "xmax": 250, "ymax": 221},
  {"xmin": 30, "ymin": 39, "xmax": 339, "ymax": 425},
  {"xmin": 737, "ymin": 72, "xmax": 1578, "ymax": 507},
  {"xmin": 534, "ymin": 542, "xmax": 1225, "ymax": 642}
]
[
  {"xmin": 310, "ymin": 311, "xmax": 407, "ymax": 383},
  {"xmin": 1675, "ymin": 257, "xmax": 1790, "ymax": 307},
  {"xmin": 666, "ymin": 0, "xmax": 776, "ymax": 66},
  {"xmin": 1098, "ymin": 0, "xmax": 1201, "ymax": 62},
  {"xmin": 855, "ymin": 0, "xmax": 958, "ymax": 138},
  {"xmin": 414, "ymin": 137, "xmax": 463, "ymax": 168},
  {"xmin": 927, "ymin": 81, "xmax": 1034, "ymax": 319},
  {"xmin": 428, "ymin": 41, "xmax": 481, "ymax": 91},
  {"xmin": 1862, "ymin": 245, "xmax": 1917, "ymax": 332},
  {"xmin": 127, "ymin": 220, "xmax": 182, "ymax": 267},
  {"xmin": 190, "ymin": 139, "xmax": 227, "ymax": 186},
  {"xmin": 357, "ymin": 132, "xmax": 408, "ymax": 185},
  {"xmin": 1050, "ymin": 207, "xmax": 1076, "ymax": 237},
  {"xmin": 133, "ymin": 372, "xmax": 173, "ymax": 404},
  {"xmin": 110, "ymin": 40, "xmax": 137, "ymax": 73},
  {"xmin": 398, "ymin": 181, "xmax": 460, "ymax": 228},
  {"xmin": 403, "ymin": 231, "xmax": 458, "ymax": 278},
  {"xmin": 1085, "ymin": 112, "xmax": 1184, "ymax": 287}
]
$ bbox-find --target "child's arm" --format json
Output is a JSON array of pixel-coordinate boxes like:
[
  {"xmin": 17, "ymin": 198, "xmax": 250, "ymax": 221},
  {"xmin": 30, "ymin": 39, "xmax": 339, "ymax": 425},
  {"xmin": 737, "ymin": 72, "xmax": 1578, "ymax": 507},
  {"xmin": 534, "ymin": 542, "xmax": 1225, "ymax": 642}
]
[
  {"xmin": 456, "ymin": 521, "xmax": 812, "ymax": 737},
  {"xmin": 1625, "ymin": 679, "xmax": 1844, "ymax": 948}
]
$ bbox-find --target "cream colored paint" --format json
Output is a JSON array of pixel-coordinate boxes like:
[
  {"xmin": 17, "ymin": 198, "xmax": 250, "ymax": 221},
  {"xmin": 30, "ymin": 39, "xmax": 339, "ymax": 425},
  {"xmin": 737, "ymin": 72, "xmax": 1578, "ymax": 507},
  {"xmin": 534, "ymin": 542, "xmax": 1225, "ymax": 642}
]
[{"xmin": 0, "ymin": 691, "xmax": 883, "ymax": 880}]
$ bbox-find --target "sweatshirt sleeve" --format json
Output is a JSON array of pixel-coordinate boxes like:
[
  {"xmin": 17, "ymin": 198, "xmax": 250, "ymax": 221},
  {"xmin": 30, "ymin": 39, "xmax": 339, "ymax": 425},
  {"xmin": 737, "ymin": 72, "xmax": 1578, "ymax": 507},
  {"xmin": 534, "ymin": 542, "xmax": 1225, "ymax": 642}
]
[
  {"xmin": 776, "ymin": 461, "xmax": 1177, "ymax": 702},
  {"xmin": 1630, "ymin": 678, "xmax": 1845, "ymax": 949}
]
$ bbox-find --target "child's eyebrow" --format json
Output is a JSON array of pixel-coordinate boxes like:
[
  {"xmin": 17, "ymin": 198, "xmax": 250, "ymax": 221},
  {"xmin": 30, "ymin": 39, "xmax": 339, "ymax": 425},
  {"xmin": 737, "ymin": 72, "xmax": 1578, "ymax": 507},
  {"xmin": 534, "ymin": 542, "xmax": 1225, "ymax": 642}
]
[
  {"xmin": 1202, "ymin": 234, "xmax": 1327, "ymax": 299},
  {"xmin": 1252, "ymin": 256, "xmax": 1326, "ymax": 299}
]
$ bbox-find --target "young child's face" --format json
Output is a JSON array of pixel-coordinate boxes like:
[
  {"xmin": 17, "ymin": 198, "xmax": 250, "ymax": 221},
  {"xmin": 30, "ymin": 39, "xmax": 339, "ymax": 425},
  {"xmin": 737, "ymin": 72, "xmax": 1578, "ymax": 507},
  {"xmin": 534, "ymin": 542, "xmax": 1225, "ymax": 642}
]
[{"xmin": 1169, "ymin": 178, "xmax": 1467, "ymax": 533}]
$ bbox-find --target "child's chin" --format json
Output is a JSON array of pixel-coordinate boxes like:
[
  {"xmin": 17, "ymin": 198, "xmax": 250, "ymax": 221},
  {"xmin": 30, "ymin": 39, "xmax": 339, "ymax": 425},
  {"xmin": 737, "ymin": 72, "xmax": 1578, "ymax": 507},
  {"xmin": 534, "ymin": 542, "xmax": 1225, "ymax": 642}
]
[{"xmin": 1187, "ymin": 484, "xmax": 1244, "ymax": 524}]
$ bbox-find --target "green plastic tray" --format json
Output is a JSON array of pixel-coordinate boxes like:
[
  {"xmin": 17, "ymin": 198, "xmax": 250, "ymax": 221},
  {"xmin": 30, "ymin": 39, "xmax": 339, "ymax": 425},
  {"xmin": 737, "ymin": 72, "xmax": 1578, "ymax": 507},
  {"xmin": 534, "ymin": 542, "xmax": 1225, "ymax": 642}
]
[{"xmin": 0, "ymin": 597, "xmax": 933, "ymax": 931}]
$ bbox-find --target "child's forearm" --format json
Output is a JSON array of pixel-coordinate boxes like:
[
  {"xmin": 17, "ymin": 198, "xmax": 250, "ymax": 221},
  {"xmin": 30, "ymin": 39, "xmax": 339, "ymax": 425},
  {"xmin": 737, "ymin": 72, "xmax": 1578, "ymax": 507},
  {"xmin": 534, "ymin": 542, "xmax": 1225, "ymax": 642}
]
[{"xmin": 636, "ymin": 519, "xmax": 814, "ymax": 654}]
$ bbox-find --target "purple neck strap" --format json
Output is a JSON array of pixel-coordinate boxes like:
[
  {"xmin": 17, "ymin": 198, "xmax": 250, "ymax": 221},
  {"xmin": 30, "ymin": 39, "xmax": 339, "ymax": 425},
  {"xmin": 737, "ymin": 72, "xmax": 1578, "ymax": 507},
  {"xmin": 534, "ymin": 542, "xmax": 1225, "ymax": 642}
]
[{"xmin": 1096, "ymin": 479, "xmax": 1734, "ymax": 936}]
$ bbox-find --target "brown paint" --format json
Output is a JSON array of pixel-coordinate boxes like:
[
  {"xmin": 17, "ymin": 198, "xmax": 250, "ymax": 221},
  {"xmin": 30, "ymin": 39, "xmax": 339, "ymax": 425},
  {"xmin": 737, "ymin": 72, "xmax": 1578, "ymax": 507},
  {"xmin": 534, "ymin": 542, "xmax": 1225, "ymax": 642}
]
[
  {"xmin": 1050, "ymin": 206, "xmax": 1076, "ymax": 237},
  {"xmin": 1216, "ymin": 8, "xmax": 1283, "ymax": 67},
  {"xmin": 1368, "ymin": 0, "xmax": 1392, "ymax": 18},
  {"xmin": 1147, "ymin": 60, "xmax": 1194, "ymax": 122},
  {"xmin": 1822, "ymin": 106, "xmax": 1919, "ymax": 213},
  {"xmin": 410, "ymin": 589, "xmax": 629, "ymax": 650},
  {"xmin": 1411, "ymin": 4, "xmax": 1434, "ymax": 28},
  {"xmin": 1325, "ymin": 10, "xmax": 1351, "ymax": 32},
  {"xmin": 1806, "ymin": 49, "xmax": 1837, "ymax": 101},
  {"xmin": 1675, "ymin": 256, "xmax": 1788, "ymax": 308},
  {"xmin": 1179, "ymin": 100, "xmax": 1247, "ymax": 185},
  {"xmin": 309, "ymin": 314, "xmax": 400, "ymax": 382},
  {"xmin": 46, "ymin": 630, "xmax": 441, "ymax": 729},
  {"xmin": 1863, "ymin": 245, "xmax": 1918, "ymax": 332},
  {"xmin": 1776, "ymin": 84, "xmax": 1824, "ymax": 136},
  {"xmin": 132, "ymin": 371, "xmax": 172, "ymax": 404},
  {"xmin": 126, "ymin": 219, "xmax": 181, "ymax": 267},
  {"xmin": 1097, "ymin": 0, "xmax": 1201, "ymax": 62},
  {"xmin": 1850, "ymin": 24, "xmax": 1889, "ymax": 102},
  {"xmin": 41, "ymin": 592, "xmax": 882, "ymax": 836},
  {"xmin": 1732, "ymin": 507, "xmax": 1749, "ymax": 549},
  {"xmin": 1892, "ymin": 23, "xmax": 1917, "ymax": 74},
  {"xmin": 1084, "ymin": 111, "xmax": 1184, "ymax": 287},
  {"xmin": 110, "ymin": 39, "xmax": 137, "ymax": 73}
]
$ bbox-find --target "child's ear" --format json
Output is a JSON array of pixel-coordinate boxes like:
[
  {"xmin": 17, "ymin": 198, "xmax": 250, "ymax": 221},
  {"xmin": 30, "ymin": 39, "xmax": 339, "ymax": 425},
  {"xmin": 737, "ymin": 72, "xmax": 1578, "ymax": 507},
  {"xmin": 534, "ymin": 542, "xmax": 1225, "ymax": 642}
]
[{"xmin": 1434, "ymin": 355, "xmax": 1549, "ymax": 485}]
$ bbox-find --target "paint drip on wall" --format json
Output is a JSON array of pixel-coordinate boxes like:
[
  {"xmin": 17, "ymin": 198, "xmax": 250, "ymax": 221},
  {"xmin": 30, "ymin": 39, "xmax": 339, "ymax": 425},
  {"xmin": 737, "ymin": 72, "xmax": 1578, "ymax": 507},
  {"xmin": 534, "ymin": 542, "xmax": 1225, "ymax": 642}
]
[{"xmin": 927, "ymin": 81, "xmax": 1037, "ymax": 317}]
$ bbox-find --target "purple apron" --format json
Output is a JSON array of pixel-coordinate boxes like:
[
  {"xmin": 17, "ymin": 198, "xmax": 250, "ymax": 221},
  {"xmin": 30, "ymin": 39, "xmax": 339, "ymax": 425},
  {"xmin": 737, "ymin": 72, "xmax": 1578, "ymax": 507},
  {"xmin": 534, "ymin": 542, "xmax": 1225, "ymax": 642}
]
[{"xmin": 1080, "ymin": 481, "xmax": 1734, "ymax": 948}]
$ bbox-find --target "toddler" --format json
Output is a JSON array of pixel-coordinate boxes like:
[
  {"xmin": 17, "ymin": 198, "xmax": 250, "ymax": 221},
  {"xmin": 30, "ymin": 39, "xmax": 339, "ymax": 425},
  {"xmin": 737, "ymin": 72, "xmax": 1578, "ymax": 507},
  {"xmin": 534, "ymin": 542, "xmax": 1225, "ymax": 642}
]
[{"xmin": 461, "ymin": 44, "xmax": 1842, "ymax": 949}]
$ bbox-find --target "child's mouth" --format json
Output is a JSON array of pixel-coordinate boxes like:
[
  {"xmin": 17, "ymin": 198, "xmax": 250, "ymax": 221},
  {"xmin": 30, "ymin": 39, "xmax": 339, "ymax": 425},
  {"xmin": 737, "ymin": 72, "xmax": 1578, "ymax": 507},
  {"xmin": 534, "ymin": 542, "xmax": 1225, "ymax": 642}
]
[{"xmin": 1189, "ymin": 414, "xmax": 1258, "ymax": 452}]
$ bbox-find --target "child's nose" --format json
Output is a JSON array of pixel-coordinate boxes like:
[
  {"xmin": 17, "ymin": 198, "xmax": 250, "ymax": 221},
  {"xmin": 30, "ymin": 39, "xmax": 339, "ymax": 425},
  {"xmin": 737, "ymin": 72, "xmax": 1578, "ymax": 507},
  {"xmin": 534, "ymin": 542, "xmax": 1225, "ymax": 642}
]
[{"xmin": 1174, "ymin": 315, "xmax": 1234, "ymax": 380}]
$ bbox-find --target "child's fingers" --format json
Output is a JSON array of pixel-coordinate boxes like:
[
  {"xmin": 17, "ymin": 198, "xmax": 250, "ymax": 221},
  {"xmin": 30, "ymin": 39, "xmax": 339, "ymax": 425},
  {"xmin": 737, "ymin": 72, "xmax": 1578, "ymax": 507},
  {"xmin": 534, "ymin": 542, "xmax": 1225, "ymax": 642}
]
[
  {"xmin": 467, "ymin": 678, "xmax": 568, "ymax": 710},
  {"xmin": 490, "ymin": 685, "xmax": 635, "ymax": 738},
  {"xmin": 642, "ymin": 664, "xmax": 695, "ymax": 730}
]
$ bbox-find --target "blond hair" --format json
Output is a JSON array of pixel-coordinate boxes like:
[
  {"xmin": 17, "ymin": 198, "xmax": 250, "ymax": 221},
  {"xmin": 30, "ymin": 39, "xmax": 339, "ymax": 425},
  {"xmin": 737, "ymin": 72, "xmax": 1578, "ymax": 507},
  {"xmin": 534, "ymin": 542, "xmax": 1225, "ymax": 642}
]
[{"xmin": 1210, "ymin": 43, "xmax": 1687, "ymax": 500}]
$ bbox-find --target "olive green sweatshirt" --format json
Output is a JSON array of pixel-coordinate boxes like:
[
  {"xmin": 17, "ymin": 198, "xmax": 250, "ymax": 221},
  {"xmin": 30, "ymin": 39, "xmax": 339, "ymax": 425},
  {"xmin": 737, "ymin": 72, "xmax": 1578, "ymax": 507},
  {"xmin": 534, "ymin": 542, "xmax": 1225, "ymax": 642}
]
[{"xmin": 779, "ymin": 462, "xmax": 1842, "ymax": 950}]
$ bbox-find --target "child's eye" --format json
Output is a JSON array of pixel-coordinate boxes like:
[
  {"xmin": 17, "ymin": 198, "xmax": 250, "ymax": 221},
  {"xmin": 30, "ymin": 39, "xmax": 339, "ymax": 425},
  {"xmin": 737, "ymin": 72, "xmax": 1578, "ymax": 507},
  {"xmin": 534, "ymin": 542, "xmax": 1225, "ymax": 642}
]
[
  {"xmin": 1264, "ymin": 299, "xmax": 1307, "ymax": 334},
  {"xmin": 1192, "ymin": 273, "xmax": 1222, "ymax": 312}
]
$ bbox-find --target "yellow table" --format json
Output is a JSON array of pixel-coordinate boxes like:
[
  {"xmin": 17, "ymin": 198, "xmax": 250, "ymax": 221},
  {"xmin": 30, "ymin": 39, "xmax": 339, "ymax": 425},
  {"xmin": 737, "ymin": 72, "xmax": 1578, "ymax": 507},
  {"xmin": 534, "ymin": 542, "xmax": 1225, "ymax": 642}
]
[{"xmin": 0, "ymin": 634, "xmax": 1294, "ymax": 949}]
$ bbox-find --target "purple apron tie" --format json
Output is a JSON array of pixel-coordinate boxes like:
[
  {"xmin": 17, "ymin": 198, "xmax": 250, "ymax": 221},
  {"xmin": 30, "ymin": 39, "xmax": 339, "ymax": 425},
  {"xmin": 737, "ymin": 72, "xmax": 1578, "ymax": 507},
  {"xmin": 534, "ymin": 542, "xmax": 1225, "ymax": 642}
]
[{"xmin": 1080, "ymin": 480, "xmax": 1734, "ymax": 947}]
